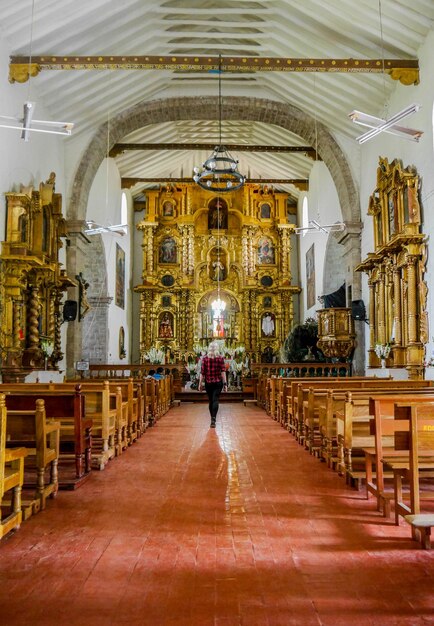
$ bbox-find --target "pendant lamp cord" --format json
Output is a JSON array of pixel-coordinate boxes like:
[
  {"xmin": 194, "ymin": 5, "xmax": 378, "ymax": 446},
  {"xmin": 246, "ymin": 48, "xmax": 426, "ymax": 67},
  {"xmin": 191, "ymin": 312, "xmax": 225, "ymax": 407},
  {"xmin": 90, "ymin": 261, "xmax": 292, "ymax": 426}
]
[
  {"xmin": 378, "ymin": 0, "xmax": 388, "ymax": 119},
  {"xmin": 26, "ymin": 0, "xmax": 36, "ymax": 102}
]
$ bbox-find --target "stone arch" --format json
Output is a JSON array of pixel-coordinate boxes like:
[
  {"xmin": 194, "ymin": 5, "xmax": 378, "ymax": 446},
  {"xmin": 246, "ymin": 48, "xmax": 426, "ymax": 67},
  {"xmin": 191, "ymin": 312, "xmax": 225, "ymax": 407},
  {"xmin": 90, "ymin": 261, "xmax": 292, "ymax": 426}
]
[{"xmin": 68, "ymin": 96, "xmax": 360, "ymax": 227}]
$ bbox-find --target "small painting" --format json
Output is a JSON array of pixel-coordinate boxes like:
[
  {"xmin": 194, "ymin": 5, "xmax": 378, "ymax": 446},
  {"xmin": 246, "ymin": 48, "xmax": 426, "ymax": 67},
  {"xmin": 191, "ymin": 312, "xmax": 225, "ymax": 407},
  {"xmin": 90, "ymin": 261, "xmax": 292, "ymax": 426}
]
[
  {"xmin": 306, "ymin": 244, "xmax": 315, "ymax": 310},
  {"xmin": 159, "ymin": 237, "xmax": 177, "ymax": 264},
  {"xmin": 162, "ymin": 200, "xmax": 174, "ymax": 217},
  {"xmin": 159, "ymin": 312, "xmax": 174, "ymax": 338},
  {"xmin": 263, "ymin": 296, "xmax": 272, "ymax": 308},
  {"xmin": 162, "ymin": 295, "xmax": 171, "ymax": 307},
  {"xmin": 257, "ymin": 237, "xmax": 275, "ymax": 264},
  {"xmin": 260, "ymin": 203, "xmax": 271, "ymax": 219},
  {"xmin": 115, "ymin": 243, "xmax": 125, "ymax": 309}
]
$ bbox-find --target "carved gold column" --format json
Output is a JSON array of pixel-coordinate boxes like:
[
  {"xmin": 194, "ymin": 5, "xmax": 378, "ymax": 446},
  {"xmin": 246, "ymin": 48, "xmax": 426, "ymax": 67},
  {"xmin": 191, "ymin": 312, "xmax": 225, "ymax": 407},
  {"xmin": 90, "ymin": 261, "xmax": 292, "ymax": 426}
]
[
  {"xmin": 53, "ymin": 290, "xmax": 63, "ymax": 361},
  {"xmin": 278, "ymin": 226, "xmax": 291, "ymax": 278},
  {"xmin": 27, "ymin": 284, "xmax": 40, "ymax": 351},
  {"xmin": 406, "ymin": 255, "xmax": 418, "ymax": 344},
  {"xmin": 250, "ymin": 291, "xmax": 258, "ymax": 358},
  {"xmin": 368, "ymin": 278, "xmax": 376, "ymax": 359},
  {"xmin": 377, "ymin": 270, "xmax": 386, "ymax": 346},
  {"xmin": 392, "ymin": 266, "xmax": 402, "ymax": 346},
  {"xmin": 13, "ymin": 300, "xmax": 22, "ymax": 350},
  {"xmin": 181, "ymin": 226, "xmax": 188, "ymax": 275},
  {"xmin": 188, "ymin": 225, "xmax": 195, "ymax": 276},
  {"xmin": 242, "ymin": 227, "xmax": 249, "ymax": 276},
  {"xmin": 242, "ymin": 291, "xmax": 251, "ymax": 350},
  {"xmin": 248, "ymin": 227, "xmax": 255, "ymax": 276}
]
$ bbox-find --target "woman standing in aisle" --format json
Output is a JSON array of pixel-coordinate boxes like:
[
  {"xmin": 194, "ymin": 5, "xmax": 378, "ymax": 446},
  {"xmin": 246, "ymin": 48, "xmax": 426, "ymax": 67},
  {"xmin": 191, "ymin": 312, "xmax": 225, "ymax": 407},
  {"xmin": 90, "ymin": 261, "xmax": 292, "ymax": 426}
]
[{"xmin": 198, "ymin": 341, "xmax": 227, "ymax": 428}]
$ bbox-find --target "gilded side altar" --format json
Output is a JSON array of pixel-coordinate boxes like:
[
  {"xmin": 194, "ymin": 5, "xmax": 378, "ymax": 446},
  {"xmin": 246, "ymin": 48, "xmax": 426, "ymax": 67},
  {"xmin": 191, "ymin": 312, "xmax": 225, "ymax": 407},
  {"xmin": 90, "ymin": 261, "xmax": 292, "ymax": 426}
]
[
  {"xmin": 135, "ymin": 183, "xmax": 300, "ymax": 362},
  {"xmin": 356, "ymin": 158, "xmax": 427, "ymax": 379}
]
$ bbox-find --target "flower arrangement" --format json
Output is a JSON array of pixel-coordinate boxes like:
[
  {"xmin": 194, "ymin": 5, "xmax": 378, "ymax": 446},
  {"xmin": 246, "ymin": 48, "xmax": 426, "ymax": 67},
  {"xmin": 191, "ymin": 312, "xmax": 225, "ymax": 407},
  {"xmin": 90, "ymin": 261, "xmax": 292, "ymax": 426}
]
[
  {"xmin": 40, "ymin": 338, "xmax": 54, "ymax": 357},
  {"xmin": 144, "ymin": 347, "xmax": 165, "ymax": 364},
  {"xmin": 374, "ymin": 343, "xmax": 391, "ymax": 359}
]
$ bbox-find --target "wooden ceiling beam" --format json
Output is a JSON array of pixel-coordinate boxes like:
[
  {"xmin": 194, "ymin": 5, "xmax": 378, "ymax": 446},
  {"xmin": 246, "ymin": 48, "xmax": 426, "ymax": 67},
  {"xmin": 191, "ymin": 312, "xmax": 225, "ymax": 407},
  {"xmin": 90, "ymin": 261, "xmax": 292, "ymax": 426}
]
[
  {"xmin": 122, "ymin": 177, "xmax": 309, "ymax": 191},
  {"xmin": 9, "ymin": 55, "xmax": 419, "ymax": 86},
  {"xmin": 110, "ymin": 143, "xmax": 318, "ymax": 159}
]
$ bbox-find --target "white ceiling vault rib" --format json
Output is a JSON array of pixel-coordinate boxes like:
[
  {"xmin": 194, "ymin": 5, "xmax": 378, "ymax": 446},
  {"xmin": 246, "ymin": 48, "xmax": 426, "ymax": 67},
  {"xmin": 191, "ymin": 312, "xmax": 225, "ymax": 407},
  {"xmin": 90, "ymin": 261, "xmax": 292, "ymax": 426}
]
[{"xmin": 1, "ymin": 0, "xmax": 433, "ymax": 198}]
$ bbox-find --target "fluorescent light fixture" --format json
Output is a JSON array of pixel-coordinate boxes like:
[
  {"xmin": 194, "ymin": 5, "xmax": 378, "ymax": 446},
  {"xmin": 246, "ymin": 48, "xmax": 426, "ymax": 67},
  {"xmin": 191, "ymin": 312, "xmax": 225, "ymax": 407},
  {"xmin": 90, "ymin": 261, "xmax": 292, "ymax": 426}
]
[
  {"xmin": 349, "ymin": 103, "xmax": 423, "ymax": 144},
  {"xmin": 85, "ymin": 222, "xmax": 128, "ymax": 236},
  {"xmin": 295, "ymin": 220, "xmax": 345, "ymax": 235},
  {"xmin": 0, "ymin": 102, "xmax": 74, "ymax": 141}
]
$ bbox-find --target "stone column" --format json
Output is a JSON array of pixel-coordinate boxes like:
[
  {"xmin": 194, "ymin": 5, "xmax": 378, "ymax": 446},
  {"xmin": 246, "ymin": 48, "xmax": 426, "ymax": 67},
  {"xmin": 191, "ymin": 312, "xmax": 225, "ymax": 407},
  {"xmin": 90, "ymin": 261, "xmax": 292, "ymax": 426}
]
[{"xmin": 65, "ymin": 220, "xmax": 91, "ymax": 379}]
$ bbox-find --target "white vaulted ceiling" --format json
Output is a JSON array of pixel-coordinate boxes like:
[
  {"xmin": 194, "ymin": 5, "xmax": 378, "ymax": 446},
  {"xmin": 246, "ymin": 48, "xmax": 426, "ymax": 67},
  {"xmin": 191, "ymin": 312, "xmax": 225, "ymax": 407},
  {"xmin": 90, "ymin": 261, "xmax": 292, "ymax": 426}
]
[{"xmin": 1, "ymin": 0, "xmax": 433, "ymax": 197}]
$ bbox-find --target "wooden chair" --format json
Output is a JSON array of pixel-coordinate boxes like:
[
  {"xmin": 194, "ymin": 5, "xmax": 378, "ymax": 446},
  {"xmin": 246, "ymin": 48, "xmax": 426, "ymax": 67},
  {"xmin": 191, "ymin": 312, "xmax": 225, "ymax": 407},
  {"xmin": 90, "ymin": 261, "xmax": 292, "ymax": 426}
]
[
  {"xmin": 6, "ymin": 398, "xmax": 60, "ymax": 510},
  {"xmin": 0, "ymin": 394, "xmax": 28, "ymax": 539}
]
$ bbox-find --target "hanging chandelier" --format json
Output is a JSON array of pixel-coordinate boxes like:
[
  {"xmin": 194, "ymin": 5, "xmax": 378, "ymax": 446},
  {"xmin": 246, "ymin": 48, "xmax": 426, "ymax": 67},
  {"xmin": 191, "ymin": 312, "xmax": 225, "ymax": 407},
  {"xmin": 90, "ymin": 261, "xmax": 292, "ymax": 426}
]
[{"xmin": 193, "ymin": 56, "xmax": 245, "ymax": 192}]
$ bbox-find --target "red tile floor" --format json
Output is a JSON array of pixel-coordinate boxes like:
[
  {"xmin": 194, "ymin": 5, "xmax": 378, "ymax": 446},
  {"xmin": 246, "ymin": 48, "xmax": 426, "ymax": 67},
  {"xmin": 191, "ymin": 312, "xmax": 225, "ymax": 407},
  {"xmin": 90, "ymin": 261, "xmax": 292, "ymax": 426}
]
[{"xmin": 1, "ymin": 402, "xmax": 434, "ymax": 626}]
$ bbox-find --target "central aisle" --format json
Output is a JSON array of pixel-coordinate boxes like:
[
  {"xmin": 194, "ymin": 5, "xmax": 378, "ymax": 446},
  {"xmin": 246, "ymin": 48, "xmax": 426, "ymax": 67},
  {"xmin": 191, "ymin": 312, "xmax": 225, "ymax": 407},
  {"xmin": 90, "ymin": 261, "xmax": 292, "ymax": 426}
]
[{"xmin": 0, "ymin": 403, "xmax": 433, "ymax": 626}]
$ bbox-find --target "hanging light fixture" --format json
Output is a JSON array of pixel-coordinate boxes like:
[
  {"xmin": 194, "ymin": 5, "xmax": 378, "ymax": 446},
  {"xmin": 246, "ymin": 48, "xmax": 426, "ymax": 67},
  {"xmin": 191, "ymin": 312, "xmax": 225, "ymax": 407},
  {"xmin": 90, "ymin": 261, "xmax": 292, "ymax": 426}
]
[
  {"xmin": 0, "ymin": 0, "xmax": 74, "ymax": 141},
  {"xmin": 193, "ymin": 55, "xmax": 245, "ymax": 192},
  {"xmin": 295, "ymin": 77, "xmax": 345, "ymax": 236},
  {"xmin": 348, "ymin": 0, "xmax": 422, "ymax": 145}
]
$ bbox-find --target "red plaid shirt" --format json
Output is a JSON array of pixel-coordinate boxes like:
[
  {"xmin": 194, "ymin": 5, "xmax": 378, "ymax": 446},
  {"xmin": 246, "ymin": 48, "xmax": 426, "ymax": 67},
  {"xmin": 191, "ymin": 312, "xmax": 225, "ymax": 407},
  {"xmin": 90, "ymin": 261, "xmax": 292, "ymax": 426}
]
[{"xmin": 201, "ymin": 355, "xmax": 226, "ymax": 384}]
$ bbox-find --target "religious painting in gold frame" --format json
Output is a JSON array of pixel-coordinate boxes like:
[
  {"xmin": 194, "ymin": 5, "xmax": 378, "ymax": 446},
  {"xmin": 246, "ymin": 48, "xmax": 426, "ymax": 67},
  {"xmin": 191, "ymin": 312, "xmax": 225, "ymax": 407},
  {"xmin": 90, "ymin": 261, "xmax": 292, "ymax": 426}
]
[
  {"xmin": 115, "ymin": 243, "xmax": 125, "ymax": 309},
  {"xmin": 306, "ymin": 244, "xmax": 315, "ymax": 310}
]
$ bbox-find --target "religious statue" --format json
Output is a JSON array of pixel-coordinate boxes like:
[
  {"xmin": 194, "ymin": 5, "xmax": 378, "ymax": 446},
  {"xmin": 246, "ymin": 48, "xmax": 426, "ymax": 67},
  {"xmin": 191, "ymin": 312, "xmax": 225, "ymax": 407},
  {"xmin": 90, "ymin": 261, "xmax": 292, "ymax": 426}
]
[
  {"xmin": 261, "ymin": 312, "xmax": 275, "ymax": 336},
  {"xmin": 159, "ymin": 312, "xmax": 173, "ymax": 338},
  {"xmin": 212, "ymin": 259, "xmax": 225, "ymax": 281}
]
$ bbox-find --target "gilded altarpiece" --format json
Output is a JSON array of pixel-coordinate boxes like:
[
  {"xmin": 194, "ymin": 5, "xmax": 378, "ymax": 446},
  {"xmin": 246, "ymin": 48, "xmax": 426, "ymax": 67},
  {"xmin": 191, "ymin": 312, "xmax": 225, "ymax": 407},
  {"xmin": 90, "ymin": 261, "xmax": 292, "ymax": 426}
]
[
  {"xmin": 135, "ymin": 183, "xmax": 300, "ymax": 362},
  {"xmin": 356, "ymin": 158, "xmax": 427, "ymax": 379},
  {"xmin": 0, "ymin": 175, "xmax": 71, "ymax": 381}
]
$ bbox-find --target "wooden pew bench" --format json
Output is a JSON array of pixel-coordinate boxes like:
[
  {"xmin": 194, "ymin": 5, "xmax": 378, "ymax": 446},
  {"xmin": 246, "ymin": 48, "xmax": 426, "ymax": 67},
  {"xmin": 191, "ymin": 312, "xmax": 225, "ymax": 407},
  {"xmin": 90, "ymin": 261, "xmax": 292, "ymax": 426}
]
[
  {"xmin": 301, "ymin": 380, "xmax": 432, "ymax": 458},
  {"xmin": 383, "ymin": 403, "xmax": 434, "ymax": 529},
  {"xmin": 0, "ymin": 394, "xmax": 28, "ymax": 539},
  {"xmin": 5, "ymin": 397, "xmax": 60, "ymax": 514},
  {"xmin": 364, "ymin": 394, "xmax": 434, "ymax": 516},
  {"xmin": 1, "ymin": 381, "xmax": 117, "ymax": 469},
  {"xmin": 2, "ymin": 388, "xmax": 92, "ymax": 490}
]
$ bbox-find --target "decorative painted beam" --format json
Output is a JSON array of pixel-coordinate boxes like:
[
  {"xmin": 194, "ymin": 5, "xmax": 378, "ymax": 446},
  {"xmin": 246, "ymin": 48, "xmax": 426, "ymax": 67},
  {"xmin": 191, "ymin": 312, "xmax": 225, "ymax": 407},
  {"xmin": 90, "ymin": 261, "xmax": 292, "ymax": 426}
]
[
  {"xmin": 121, "ymin": 177, "xmax": 309, "ymax": 191},
  {"xmin": 9, "ymin": 55, "xmax": 419, "ymax": 85},
  {"xmin": 110, "ymin": 142, "xmax": 318, "ymax": 159}
]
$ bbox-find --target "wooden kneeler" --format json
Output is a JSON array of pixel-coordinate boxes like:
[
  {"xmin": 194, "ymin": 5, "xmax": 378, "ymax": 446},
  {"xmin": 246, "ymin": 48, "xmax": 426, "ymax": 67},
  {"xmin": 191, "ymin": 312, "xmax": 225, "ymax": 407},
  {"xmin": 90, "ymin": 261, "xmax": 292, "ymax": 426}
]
[{"xmin": 405, "ymin": 514, "xmax": 434, "ymax": 549}]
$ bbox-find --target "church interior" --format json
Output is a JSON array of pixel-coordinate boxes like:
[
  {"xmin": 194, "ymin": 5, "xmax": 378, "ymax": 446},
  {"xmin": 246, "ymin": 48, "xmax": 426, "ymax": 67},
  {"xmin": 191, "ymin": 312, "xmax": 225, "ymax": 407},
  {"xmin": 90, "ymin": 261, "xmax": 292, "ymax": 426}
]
[{"xmin": 1, "ymin": 1, "xmax": 434, "ymax": 624}]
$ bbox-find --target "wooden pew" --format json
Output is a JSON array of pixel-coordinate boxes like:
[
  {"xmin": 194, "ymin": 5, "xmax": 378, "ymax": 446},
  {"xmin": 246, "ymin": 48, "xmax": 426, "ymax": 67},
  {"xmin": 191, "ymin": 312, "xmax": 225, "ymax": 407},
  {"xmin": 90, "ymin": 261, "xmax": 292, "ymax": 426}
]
[
  {"xmin": 1, "ymin": 382, "xmax": 116, "ymax": 470},
  {"xmin": 0, "ymin": 394, "xmax": 28, "ymax": 539},
  {"xmin": 322, "ymin": 386, "xmax": 434, "ymax": 478},
  {"xmin": 3, "ymin": 388, "xmax": 92, "ymax": 489},
  {"xmin": 300, "ymin": 379, "xmax": 431, "ymax": 453},
  {"xmin": 5, "ymin": 398, "xmax": 60, "ymax": 512},
  {"xmin": 364, "ymin": 394, "xmax": 434, "ymax": 516},
  {"xmin": 383, "ymin": 403, "xmax": 434, "ymax": 529}
]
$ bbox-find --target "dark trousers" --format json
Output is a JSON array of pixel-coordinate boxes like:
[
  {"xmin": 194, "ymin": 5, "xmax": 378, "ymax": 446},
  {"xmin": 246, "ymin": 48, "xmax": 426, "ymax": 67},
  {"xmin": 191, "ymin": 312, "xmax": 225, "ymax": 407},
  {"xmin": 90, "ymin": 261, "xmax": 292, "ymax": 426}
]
[{"xmin": 204, "ymin": 381, "xmax": 223, "ymax": 420}]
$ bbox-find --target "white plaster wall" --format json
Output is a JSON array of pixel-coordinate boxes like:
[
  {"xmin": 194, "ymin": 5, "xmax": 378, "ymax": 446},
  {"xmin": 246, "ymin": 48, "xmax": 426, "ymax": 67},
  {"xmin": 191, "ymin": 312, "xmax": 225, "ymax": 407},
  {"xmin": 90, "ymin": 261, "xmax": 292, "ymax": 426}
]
[
  {"xmin": 358, "ymin": 26, "xmax": 434, "ymax": 366},
  {"xmin": 297, "ymin": 161, "xmax": 342, "ymax": 321},
  {"xmin": 0, "ymin": 31, "xmax": 72, "ymax": 377}
]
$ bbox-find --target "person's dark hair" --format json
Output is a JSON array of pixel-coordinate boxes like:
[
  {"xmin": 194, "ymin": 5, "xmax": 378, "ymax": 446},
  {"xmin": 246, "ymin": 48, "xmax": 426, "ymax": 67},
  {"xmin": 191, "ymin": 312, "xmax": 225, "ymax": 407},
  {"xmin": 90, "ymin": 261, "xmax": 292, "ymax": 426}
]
[
  {"xmin": 148, "ymin": 369, "xmax": 156, "ymax": 376},
  {"xmin": 156, "ymin": 367, "xmax": 164, "ymax": 374}
]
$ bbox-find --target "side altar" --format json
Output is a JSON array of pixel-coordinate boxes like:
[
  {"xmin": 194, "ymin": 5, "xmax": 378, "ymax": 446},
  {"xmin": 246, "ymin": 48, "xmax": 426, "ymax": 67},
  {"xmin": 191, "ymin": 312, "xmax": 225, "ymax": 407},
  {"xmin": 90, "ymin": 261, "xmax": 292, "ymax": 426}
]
[{"xmin": 135, "ymin": 182, "xmax": 301, "ymax": 362}]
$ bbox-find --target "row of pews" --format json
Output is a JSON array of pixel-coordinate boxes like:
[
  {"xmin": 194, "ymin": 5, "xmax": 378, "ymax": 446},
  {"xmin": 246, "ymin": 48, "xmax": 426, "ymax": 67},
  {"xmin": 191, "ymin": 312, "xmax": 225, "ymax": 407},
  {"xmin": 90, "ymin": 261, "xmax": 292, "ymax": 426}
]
[
  {"xmin": 262, "ymin": 374, "xmax": 434, "ymax": 549},
  {"xmin": 0, "ymin": 375, "xmax": 173, "ymax": 540}
]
